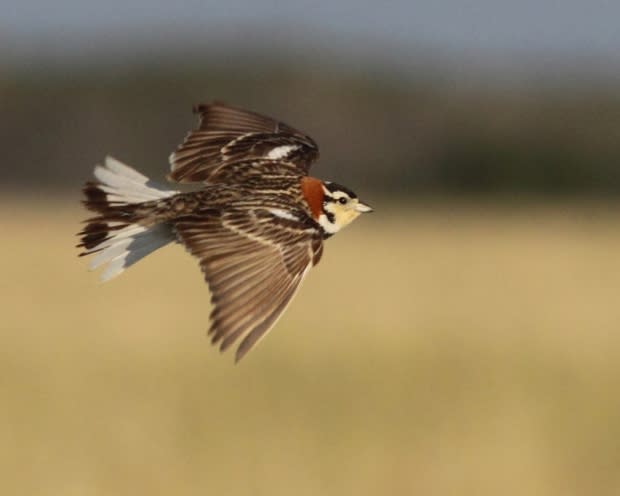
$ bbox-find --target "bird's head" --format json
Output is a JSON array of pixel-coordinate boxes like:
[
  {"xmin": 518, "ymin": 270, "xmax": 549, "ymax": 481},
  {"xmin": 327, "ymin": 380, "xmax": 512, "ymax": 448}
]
[{"xmin": 318, "ymin": 181, "xmax": 373, "ymax": 236}]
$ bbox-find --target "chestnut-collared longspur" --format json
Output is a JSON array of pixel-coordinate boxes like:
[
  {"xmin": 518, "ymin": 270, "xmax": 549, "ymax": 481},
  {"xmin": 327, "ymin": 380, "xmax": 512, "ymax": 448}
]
[{"xmin": 78, "ymin": 103, "xmax": 372, "ymax": 361}]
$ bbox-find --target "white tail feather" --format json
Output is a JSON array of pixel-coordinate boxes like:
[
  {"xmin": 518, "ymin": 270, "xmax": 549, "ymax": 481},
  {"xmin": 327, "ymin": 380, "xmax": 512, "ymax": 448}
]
[
  {"xmin": 80, "ymin": 157, "xmax": 179, "ymax": 281},
  {"xmin": 96, "ymin": 224, "xmax": 175, "ymax": 281},
  {"xmin": 94, "ymin": 156, "xmax": 177, "ymax": 204}
]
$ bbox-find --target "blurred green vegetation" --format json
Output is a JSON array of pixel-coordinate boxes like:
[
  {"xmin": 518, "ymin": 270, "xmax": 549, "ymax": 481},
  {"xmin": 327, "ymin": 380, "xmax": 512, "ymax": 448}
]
[{"xmin": 1, "ymin": 60, "xmax": 620, "ymax": 196}]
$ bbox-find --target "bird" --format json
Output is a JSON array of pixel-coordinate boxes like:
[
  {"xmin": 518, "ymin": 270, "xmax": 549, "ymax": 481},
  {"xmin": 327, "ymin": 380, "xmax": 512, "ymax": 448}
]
[{"xmin": 77, "ymin": 102, "xmax": 373, "ymax": 361}]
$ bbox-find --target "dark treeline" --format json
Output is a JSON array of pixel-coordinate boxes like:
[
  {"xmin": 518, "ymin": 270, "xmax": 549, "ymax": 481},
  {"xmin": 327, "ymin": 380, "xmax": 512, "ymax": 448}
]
[{"xmin": 2, "ymin": 59, "xmax": 619, "ymax": 197}]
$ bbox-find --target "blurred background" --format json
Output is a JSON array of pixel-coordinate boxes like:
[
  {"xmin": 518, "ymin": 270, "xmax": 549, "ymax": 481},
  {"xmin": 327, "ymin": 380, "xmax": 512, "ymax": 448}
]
[{"xmin": 2, "ymin": 1, "xmax": 620, "ymax": 494}]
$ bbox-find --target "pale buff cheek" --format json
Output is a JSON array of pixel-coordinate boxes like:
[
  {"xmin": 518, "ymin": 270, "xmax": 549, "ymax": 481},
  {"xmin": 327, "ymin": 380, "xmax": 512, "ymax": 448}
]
[
  {"xmin": 333, "ymin": 208, "xmax": 361, "ymax": 229},
  {"xmin": 320, "ymin": 204, "xmax": 362, "ymax": 234},
  {"xmin": 342, "ymin": 210, "xmax": 361, "ymax": 227}
]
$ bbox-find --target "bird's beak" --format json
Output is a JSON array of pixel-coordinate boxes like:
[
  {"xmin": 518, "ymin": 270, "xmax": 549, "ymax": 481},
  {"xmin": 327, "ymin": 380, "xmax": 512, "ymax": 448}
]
[{"xmin": 355, "ymin": 201, "xmax": 373, "ymax": 213}]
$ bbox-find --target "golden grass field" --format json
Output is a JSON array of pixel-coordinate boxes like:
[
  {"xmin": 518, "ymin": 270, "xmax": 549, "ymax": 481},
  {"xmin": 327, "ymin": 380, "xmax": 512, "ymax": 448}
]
[{"xmin": 2, "ymin": 199, "xmax": 620, "ymax": 495}]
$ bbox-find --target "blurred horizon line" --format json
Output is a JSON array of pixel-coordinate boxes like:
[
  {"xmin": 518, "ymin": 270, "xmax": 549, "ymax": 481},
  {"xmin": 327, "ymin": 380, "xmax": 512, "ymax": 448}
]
[{"xmin": 4, "ymin": 27, "xmax": 620, "ymax": 89}]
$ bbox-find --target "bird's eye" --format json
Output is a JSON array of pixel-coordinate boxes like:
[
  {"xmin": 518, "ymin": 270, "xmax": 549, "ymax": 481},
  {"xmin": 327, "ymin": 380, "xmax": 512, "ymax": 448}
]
[{"xmin": 338, "ymin": 197, "xmax": 347, "ymax": 205}]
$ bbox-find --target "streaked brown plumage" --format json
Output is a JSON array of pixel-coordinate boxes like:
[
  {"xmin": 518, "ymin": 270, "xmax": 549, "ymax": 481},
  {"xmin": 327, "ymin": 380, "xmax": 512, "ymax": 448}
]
[{"xmin": 77, "ymin": 103, "xmax": 372, "ymax": 361}]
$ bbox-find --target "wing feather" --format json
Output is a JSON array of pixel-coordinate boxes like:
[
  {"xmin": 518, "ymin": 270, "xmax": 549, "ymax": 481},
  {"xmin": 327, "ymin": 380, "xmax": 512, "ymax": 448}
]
[
  {"xmin": 168, "ymin": 103, "xmax": 319, "ymax": 183},
  {"xmin": 174, "ymin": 209, "xmax": 322, "ymax": 361}
]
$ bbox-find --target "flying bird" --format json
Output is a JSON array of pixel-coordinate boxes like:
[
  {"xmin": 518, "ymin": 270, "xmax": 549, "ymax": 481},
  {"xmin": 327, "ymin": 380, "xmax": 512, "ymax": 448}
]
[{"xmin": 77, "ymin": 103, "xmax": 372, "ymax": 361}]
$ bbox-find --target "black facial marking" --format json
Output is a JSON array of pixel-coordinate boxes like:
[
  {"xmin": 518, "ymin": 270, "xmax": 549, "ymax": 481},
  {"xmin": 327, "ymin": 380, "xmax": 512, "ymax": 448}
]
[
  {"xmin": 322, "ymin": 198, "xmax": 336, "ymax": 222},
  {"xmin": 325, "ymin": 182, "xmax": 357, "ymax": 199}
]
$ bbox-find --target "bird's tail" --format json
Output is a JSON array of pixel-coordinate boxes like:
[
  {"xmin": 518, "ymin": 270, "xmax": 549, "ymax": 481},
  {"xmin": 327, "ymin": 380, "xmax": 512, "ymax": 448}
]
[{"xmin": 77, "ymin": 157, "xmax": 179, "ymax": 281}]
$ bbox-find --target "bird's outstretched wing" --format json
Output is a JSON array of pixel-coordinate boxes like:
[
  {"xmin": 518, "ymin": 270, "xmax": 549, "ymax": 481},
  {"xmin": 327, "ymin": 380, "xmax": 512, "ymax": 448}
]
[
  {"xmin": 174, "ymin": 207, "xmax": 323, "ymax": 361},
  {"xmin": 168, "ymin": 103, "xmax": 320, "ymax": 183}
]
